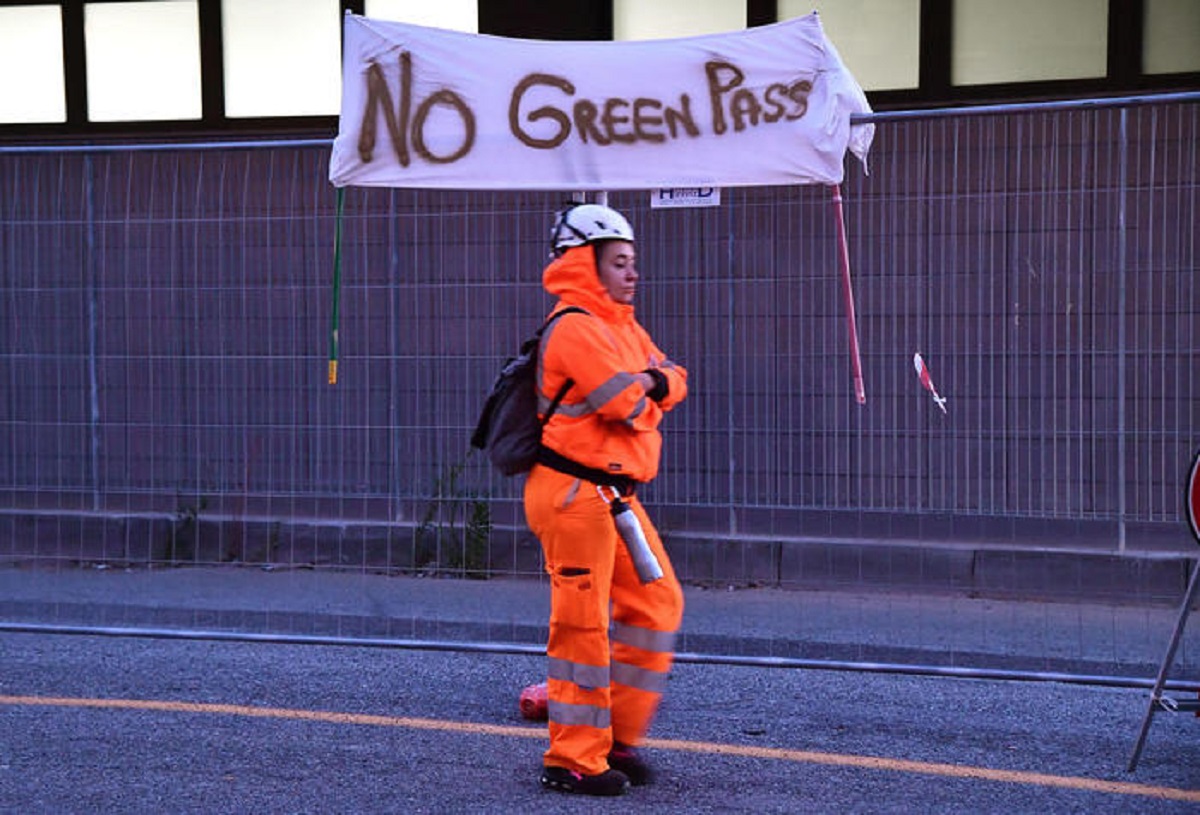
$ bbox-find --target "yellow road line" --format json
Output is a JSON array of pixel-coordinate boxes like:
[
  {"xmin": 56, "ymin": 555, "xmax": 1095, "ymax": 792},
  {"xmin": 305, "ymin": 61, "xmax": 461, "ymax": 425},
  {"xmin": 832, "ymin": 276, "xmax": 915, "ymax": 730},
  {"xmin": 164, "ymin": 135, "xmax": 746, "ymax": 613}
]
[
  {"xmin": 3, "ymin": 694, "xmax": 1197, "ymax": 804},
  {"xmin": 0, "ymin": 695, "xmax": 540, "ymax": 739},
  {"xmin": 648, "ymin": 737, "xmax": 1200, "ymax": 803}
]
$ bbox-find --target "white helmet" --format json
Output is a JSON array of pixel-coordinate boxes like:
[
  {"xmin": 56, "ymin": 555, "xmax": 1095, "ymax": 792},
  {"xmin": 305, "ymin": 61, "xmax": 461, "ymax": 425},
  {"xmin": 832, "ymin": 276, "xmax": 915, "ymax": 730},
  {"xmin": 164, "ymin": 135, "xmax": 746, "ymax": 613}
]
[{"xmin": 550, "ymin": 203, "xmax": 635, "ymax": 254}]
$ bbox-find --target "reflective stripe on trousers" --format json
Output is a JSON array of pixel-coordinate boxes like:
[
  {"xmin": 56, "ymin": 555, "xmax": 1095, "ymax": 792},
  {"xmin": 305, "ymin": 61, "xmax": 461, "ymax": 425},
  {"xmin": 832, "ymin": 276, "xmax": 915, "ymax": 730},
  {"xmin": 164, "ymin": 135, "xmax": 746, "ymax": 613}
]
[{"xmin": 524, "ymin": 464, "xmax": 684, "ymax": 776}]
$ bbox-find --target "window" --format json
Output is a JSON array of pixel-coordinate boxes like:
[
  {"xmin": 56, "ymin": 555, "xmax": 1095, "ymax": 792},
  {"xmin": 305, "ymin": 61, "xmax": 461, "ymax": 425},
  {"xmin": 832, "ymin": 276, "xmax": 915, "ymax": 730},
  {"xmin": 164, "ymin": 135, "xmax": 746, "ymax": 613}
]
[
  {"xmin": 222, "ymin": 0, "xmax": 341, "ymax": 118},
  {"xmin": 85, "ymin": 0, "xmax": 202, "ymax": 122},
  {"xmin": 0, "ymin": 5, "xmax": 66, "ymax": 124},
  {"xmin": 781, "ymin": 0, "xmax": 920, "ymax": 91},
  {"xmin": 1143, "ymin": 0, "xmax": 1200, "ymax": 74},
  {"xmin": 613, "ymin": 0, "xmax": 746, "ymax": 40},
  {"xmin": 952, "ymin": 0, "xmax": 1108, "ymax": 85},
  {"xmin": 365, "ymin": 0, "xmax": 478, "ymax": 32}
]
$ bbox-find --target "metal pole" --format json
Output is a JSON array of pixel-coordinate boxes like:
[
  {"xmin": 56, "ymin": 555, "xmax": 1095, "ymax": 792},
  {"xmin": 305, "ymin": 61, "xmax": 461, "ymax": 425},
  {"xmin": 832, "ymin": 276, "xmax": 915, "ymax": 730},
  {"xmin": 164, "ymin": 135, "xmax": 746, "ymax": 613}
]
[
  {"xmin": 83, "ymin": 155, "xmax": 102, "ymax": 511},
  {"xmin": 328, "ymin": 187, "xmax": 345, "ymax": 385},
  {"xmin": 2, "ymin": 620, "xmax": 1197, "ymax": 693},
  {"xmin": 1117, "ymin": 109, "xmax": 1129, "ymax": 551},
  {"xmin": 726, "ymin": 208, "xmax": 737, "ymax": 537},
  {"xmin": 850, "ymin": 91, "xmax": 1200, "ymax": 124},
  {"xmin": 1127, "ymin": 559, "xmax": 1200, "ymax": 771},
  {"xmin": 831, "ymin": 185, "xmax": 866, "ymax": 404}
]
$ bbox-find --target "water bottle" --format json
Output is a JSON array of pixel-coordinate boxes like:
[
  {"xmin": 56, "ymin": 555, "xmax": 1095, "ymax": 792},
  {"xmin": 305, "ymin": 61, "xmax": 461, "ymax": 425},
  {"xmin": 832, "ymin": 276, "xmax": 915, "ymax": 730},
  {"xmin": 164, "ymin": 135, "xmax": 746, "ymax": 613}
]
[{"xmin": 607, "ymin": 491, "xmax": 664, "ymax": 584}]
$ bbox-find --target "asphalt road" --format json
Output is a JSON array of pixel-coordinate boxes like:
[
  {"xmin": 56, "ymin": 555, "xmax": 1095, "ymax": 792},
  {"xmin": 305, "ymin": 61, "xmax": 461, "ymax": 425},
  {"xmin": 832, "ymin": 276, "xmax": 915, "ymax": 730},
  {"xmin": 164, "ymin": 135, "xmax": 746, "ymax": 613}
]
[{"xmin": 2, "ymin": 630, "xmax": 1197, "ymax": 814}]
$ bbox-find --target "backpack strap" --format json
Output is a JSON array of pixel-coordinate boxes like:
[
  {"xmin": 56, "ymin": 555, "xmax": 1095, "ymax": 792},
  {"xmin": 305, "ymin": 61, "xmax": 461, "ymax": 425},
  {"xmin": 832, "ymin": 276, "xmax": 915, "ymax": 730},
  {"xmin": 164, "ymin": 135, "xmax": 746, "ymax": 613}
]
[
  {"xmin": 541, "ymin": 379, "xmax": 574, "ymax": 428},
  {"xmin": 544, "ymin": 305, "xmax": 588, "ymax": 325},
  {"xmin": 537, "ymin": 306, "xmax": 588, "ymax": 426}
]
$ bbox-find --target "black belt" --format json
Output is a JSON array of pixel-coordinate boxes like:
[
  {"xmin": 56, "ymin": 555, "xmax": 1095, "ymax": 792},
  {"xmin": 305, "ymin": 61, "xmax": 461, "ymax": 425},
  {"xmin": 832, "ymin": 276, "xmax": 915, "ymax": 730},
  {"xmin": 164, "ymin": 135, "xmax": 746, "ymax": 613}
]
[{"xmin": 536, "ymin": 446, "xmax": 639, "ymax": 496}]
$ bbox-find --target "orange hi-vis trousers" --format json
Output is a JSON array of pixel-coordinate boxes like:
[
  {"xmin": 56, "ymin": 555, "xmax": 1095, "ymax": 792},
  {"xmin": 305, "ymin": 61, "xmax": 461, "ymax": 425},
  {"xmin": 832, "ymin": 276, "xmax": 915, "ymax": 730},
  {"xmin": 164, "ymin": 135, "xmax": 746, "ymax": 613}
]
[{"xmin": 524, "ymin": 464, "xmax": 685, "ymax": 776}]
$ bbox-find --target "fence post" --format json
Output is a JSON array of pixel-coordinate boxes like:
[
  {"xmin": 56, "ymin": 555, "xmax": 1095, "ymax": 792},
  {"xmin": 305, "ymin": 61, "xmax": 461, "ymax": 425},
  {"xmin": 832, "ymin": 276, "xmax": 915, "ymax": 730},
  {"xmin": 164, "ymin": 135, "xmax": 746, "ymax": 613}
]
[
  {"xmin": 84, "ymin": 154, "xmax": 102, "ymax": 513},
  {"xmin": 726, "ymin": 210, "xmax": 737, "ymax": 539},
  {"xmin": 1116, "ymin": 108, "xmax": 1128, "ymax": 552}
]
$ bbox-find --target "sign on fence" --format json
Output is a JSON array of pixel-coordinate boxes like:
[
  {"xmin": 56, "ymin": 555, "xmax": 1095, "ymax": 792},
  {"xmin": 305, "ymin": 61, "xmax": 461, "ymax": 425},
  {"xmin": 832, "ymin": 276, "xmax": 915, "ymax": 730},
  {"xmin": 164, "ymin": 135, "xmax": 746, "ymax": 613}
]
[{"xmin": 650, "ymin": 188, "xmax": 722, "ymax": 209}]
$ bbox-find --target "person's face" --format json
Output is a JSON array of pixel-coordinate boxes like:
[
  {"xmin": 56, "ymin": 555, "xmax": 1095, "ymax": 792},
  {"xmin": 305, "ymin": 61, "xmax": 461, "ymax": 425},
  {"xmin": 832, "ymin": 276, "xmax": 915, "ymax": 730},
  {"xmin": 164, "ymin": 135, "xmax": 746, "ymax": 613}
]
[{"xmin": 596, "ymin": 240, "xmax": 638, "ymax": 305}]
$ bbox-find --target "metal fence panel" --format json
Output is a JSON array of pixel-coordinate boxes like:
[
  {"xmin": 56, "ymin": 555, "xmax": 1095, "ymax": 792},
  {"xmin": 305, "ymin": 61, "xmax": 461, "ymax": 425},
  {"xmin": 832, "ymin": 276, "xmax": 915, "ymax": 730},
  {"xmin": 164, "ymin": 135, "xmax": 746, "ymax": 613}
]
[{"xmin": 1, "ymin": 98, "xmax": 1197, "ymax": 682}]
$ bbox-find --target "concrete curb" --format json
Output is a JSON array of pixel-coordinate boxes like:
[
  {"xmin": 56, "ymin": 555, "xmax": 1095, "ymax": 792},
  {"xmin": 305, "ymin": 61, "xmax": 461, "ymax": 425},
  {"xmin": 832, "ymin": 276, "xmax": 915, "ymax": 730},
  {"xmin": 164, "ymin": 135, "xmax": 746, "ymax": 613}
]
[{"xmin": 2, "ymin": 511, "xmax": 1196, "ymax": 606}]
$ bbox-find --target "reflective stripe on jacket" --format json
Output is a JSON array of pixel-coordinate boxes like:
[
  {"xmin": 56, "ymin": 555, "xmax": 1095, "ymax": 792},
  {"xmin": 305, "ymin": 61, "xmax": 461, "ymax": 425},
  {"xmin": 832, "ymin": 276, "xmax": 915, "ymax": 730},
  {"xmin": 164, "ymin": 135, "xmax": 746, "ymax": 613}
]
[{"xmin": 538, "ymin": 246, "xmax": 687, "ymax": 483}]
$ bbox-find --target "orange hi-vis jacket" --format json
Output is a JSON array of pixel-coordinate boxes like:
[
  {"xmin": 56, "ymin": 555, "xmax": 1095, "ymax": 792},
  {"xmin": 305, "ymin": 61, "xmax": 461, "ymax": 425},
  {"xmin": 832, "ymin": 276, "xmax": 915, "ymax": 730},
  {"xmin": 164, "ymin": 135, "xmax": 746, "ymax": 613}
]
[{"xmin": 537, "ymin": 246, "xmax": 687, "ymax": 482}]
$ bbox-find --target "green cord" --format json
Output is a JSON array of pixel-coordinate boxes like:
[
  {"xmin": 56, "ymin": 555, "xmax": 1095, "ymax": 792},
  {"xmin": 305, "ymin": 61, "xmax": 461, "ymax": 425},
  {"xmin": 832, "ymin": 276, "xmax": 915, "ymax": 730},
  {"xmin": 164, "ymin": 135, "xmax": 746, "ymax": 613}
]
[{"xmin": 328, "ymin": 186, "xmax": 345, "ymax": 384}]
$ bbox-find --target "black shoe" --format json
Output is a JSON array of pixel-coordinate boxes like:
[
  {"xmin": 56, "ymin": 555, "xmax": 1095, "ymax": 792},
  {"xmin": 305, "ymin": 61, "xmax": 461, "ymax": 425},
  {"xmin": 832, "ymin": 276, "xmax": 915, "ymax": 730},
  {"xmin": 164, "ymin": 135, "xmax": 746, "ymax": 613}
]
[
  {"xmin": 540, "ymin": 766, "xmax": 629, "ymax": 796},
  {"xmin": 608, "ymin": 742, "xmax": 653, "ymax": 786}
]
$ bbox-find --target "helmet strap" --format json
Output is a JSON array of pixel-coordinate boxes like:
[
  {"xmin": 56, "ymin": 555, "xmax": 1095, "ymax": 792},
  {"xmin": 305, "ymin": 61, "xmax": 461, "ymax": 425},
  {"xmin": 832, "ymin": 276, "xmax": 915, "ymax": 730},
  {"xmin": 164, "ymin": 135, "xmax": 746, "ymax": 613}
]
[{"xmin": 551, "ymin": 204, "xmax": 592, "ymax": 256}]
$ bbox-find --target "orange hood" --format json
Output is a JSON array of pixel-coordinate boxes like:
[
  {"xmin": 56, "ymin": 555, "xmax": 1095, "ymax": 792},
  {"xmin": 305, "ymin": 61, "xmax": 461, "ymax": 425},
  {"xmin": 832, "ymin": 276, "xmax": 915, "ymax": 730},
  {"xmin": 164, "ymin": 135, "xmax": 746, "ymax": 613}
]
[{"xmin": 542, "ymin": 246, "xmax": 634, "ymax": 325}]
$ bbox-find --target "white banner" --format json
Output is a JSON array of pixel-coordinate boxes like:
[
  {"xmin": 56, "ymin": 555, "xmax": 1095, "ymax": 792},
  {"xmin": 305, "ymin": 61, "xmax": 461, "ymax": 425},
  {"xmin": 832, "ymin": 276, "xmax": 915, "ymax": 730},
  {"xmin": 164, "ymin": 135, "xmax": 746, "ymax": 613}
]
[{"xmin": 329, "ymin": 13, "xmax": 874, "ymax": 191}]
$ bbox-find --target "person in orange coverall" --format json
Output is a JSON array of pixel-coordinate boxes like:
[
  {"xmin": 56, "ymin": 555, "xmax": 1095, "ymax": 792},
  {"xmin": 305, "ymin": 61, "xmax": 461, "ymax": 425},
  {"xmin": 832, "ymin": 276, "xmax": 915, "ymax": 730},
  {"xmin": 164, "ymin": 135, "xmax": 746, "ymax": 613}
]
[{"xmin": 525, "ymin": 203, "xmax": 688, "ymax": 797}]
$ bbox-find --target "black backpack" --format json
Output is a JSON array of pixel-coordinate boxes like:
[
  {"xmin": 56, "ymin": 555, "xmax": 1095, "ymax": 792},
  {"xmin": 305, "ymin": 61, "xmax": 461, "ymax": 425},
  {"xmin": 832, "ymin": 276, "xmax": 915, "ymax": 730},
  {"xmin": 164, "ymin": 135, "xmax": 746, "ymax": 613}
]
[{"xmin": 470, "ymin": 306, "xmax": 587, "ymax": 476}]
